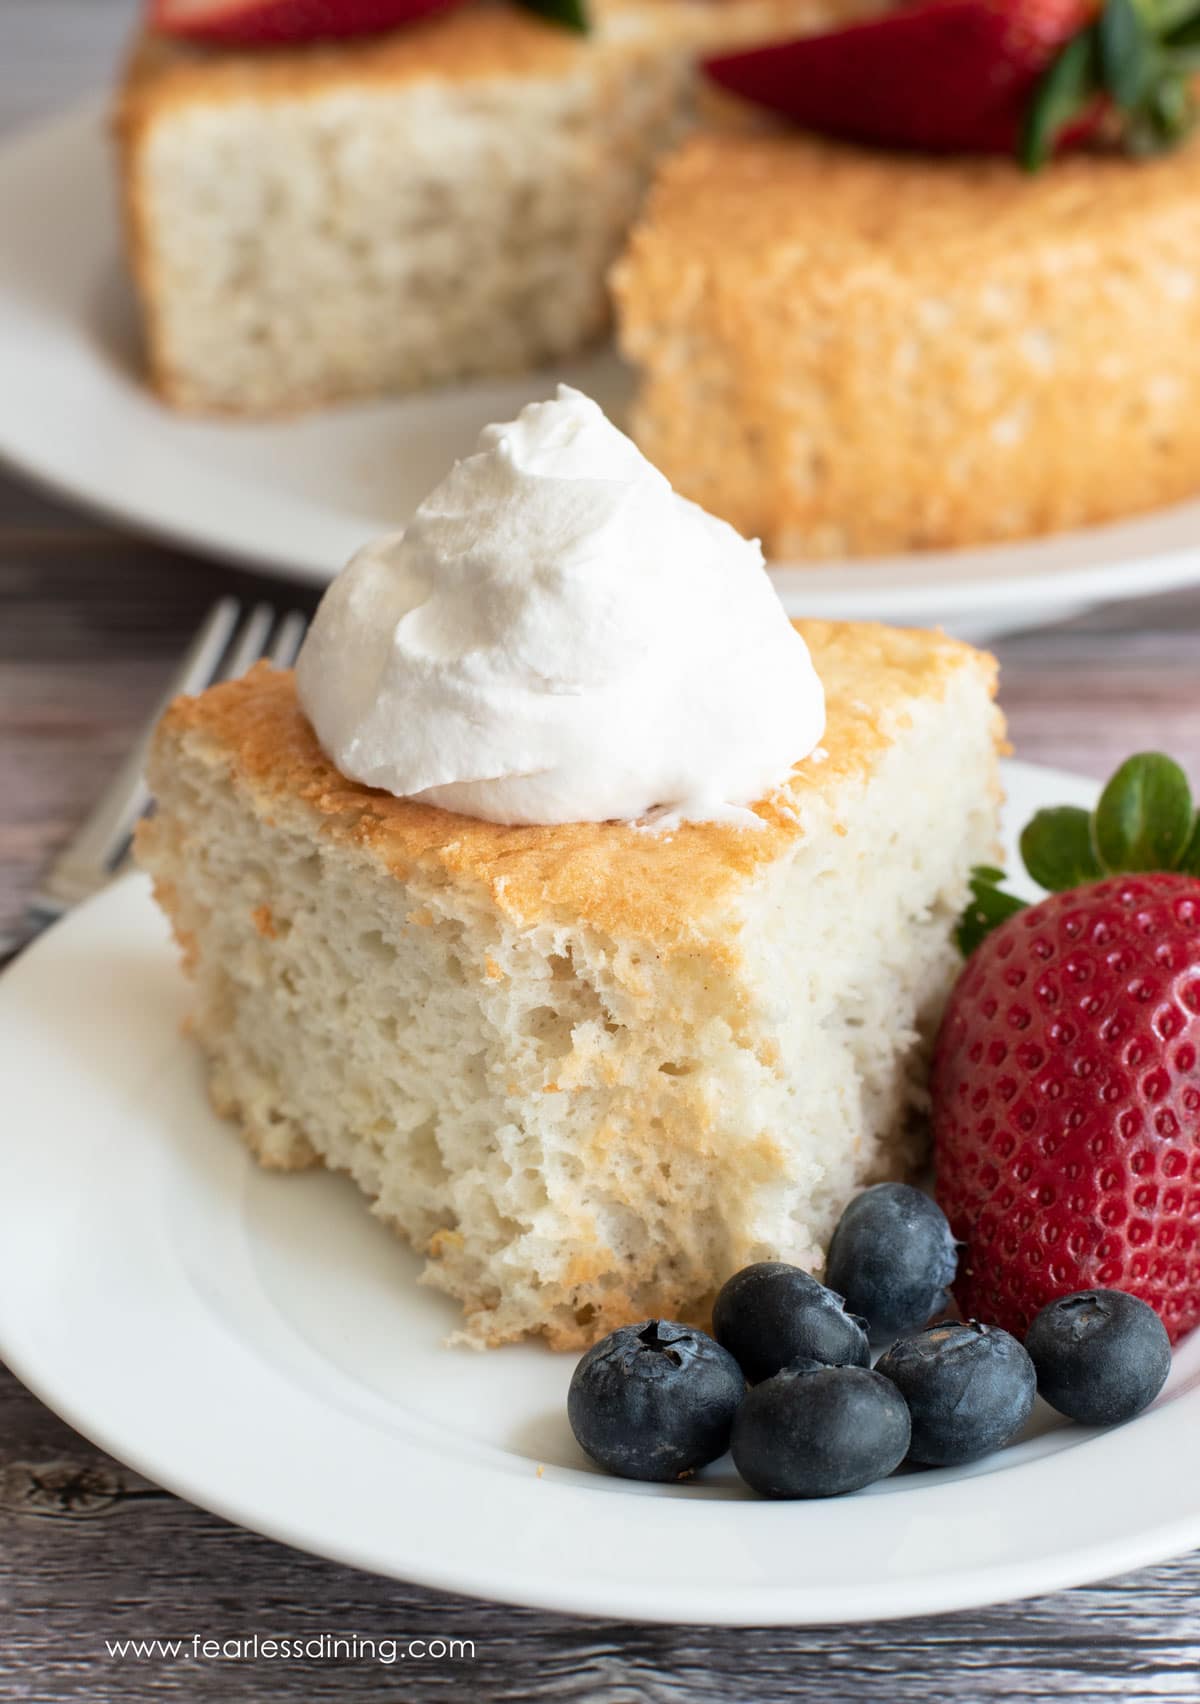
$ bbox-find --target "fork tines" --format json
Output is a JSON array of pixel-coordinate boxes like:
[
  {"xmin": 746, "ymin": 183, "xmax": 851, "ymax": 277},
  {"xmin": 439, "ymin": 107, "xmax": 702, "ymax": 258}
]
[{"xmin": 22, "ymin": 597, "xmax": 310, "ymax": 930}]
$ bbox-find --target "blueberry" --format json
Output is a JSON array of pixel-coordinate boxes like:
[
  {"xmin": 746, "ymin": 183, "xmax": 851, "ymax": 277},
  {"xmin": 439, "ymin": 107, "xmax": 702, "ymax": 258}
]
[
  {"xmin": 1025, "ymin": 1289, "xmax": 1171, "ymax": 1427},
  {"xmin": 731, "ymin": 1360, "xmax": 911, "ymax": 1498},
  {"xmin": 824, "ymin": 1183, "xmax": 959, "ymax": 1340},
  {"xmin": 567, "ymin": 1319, "xmax": 745, "ymax": 1482},
  {"xmin": 712, "ymin": 1262, "xmax": 870, "ymax": 1384},
  {"xmin": 875, "ymin": 1320, "xmax": 1036, "ymax": 1466}
]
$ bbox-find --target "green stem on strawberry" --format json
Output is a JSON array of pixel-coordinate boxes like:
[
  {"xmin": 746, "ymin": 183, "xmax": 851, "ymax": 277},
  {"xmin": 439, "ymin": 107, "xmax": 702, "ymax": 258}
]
[
  {"xmin": 1093, "ymin": 751, "xmax": 1195, "ymax": 868},
  {"xmin": 1183, "ymin": 812, "xmax": 1200, "ymax": 873},
  {"xmin": 1020, "ymin": 31, "xmax": 1100, "ymax": 170},
  {"xmin": 957, "ymin": 868, "xmax": 1030, "ymax": 956},
  {"xmin": 1020, "ymin": 804, "xmax": 1101, "ymax": 890},
  {"xmin": 959, "ymin": 751, "xmax": 1200, "ymax": 954},
  {"xmin": 1155, "ymin": 0, "xmax": 1200, "ymax": 32},
  {"xmin": 515, "ymin": 0, "xmax": 588, "ymax": 30},
  {"xmin": 1022, "ymin": 0, "xmax": 1200, "ymax": 169}
]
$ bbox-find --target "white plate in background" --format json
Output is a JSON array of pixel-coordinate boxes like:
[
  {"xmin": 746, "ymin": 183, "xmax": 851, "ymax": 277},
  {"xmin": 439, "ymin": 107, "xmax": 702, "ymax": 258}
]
[
  {"xmin": 2, "ymin": 759, "xmax": 1200, "ymax": 1625},
  {"xmin": 2, "ymin": 108, "xmax": 1200, "ymax": 641}
]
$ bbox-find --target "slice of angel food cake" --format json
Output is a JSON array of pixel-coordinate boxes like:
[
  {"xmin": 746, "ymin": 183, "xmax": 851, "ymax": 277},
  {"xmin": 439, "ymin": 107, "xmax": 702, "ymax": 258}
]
[
  {"xmin": 115, "ymin": 0, "xmax": 883, "ymax": 413},
  {"xmin": 137, "ymin": 387, "xmax": 1003, "ymax": 1348}
]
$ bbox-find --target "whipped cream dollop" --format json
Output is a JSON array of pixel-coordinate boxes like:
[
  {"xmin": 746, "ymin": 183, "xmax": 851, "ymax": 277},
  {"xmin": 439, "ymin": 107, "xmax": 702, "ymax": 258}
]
[{"xmin": 295, "ymin": 387, "xmax": 825, "ymax": 827}]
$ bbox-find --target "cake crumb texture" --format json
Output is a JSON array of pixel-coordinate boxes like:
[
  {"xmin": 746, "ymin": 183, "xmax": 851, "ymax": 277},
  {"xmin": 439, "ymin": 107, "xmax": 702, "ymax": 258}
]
[{"xmin": 138, "ymin": 622, "xmax": 1002, "ymax": 1347}]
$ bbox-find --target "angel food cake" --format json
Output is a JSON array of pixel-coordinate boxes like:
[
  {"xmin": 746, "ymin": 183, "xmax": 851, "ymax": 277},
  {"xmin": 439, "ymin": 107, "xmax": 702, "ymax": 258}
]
[
  {"xmin": 612, "ymin": 0, "xmax": 1200, "ymax": 560},
  {"xmin": 614, "ymin": 128, "xmax": 1200, "ymax": 560},
  {"xmin": 114, "ymin": 0, "xmax": 876, "ymax": 414},
  {"xmin": 137, "ymin": 390, "xmax": 1003, "ymax": 1347}
]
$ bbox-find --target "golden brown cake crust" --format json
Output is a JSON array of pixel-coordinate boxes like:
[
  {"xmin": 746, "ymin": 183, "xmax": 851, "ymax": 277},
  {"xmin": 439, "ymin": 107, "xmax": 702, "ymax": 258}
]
[
  {"xmin": 615, "ymin": 129, "xmax": 1200, "ymax": 557},
  {"xmin": 155, "ymin": 620, "xmax": 998, "ymax": 950},
  {"xmin": 622, "ymin": 127, "xmax": 1200, "ymax": 272}
]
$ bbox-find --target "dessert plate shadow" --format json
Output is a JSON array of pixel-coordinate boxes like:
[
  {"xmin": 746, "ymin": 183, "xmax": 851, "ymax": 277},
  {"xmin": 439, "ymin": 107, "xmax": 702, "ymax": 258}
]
[
  {"xmin": 5, "ymin": 106, "xmax": 1200, "ymax": 644},
  {"xmin": 3, "ymin": 759, "xmax": 1200, "ymax": 1625}
]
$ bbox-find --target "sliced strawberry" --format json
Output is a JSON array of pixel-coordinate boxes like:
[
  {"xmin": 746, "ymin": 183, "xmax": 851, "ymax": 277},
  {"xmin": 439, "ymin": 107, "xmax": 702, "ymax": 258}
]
[
  {"xmin": 151, "ymin": 0, "xmax": 466, "ymax": 46},
  {"xmin": 704, "ymin": 0, "xmax": 1098, "ymax": 157}
]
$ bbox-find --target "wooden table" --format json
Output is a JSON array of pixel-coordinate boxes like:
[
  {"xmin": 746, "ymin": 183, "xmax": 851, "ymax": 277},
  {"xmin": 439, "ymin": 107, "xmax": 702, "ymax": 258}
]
[{"xmin": 5, "ymin": 5, "xmax": 1200, "ymax": 1697}]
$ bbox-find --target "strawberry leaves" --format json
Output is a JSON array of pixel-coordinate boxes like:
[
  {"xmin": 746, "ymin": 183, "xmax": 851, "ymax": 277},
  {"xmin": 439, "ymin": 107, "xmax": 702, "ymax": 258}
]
[
  {"xmin": 957, "ymin": 867, "xmax": 1030, "ymax": 956},
  {"xmin": 515, "ymin": 0, "xmax": 588, "ymax": 31},
  {"xmin": 1022, "ymin": 0, "xmax": 1200, "ymax": 169},
  {"xmin": 1020, "ymin": 30, "xmax": 1098, "ymax": 169},
  {"xmin": 1099, "ymin": 0, "xmax": 1153, "ymax": 107},
  {"xmin": 960, "ymin": 751, "xmax": 1200, "ymax": 955},
  {"xmin": 1182, "ymin": 813, "xmax": 1200, "ymax": 876},
  {"xmin": 1019, "ymin": 804, "xmax": 1102, "ymax": 891},
  {"xmin": 1093, "ymin": 752, "xmax": 1194, "ymax": 871}
]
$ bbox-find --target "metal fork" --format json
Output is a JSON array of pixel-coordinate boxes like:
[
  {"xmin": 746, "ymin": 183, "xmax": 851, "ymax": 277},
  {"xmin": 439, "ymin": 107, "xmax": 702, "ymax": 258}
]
[{"xmin": 2, "ymin": 598, "xmax": 308, "ymax": 961}]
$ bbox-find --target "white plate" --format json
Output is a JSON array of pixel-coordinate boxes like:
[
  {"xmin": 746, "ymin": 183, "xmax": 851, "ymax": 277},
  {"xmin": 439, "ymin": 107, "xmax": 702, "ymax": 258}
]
[
  {"xmin": 2, "ymin": 758, "xmax": 1200, "ymax": 1624},
  {"xmin": 4, "ymin": 107, "xmax": 1200, "ymax": 642}
]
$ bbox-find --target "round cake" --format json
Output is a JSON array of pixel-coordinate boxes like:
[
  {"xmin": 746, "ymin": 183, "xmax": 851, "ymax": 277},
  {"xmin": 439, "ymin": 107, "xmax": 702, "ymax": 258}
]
[{"xmin": 613, "ymin": 127, "xmax": 1200, "ymax": 558}]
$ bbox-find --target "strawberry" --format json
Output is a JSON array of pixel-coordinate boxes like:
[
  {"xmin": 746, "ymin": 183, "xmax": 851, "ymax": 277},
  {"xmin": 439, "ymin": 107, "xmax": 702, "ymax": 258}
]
[
  {"xmin": 151, "ymin": 0, "xmax": 474, "ymax": 46},
  {"xmin": 932, "ymin": 754, "xmax": 1200, "ymax": 1343},
  {"xmin": 704, "ymin": 0, "xmax": 1200, "ymax": 169}
]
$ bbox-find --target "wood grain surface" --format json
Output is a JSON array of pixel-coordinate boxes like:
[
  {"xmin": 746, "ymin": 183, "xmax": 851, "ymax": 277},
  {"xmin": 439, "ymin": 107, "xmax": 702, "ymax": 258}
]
[{"xmin": 4, "ymin": 4, "xmax": 1200, "ymax": 1697}]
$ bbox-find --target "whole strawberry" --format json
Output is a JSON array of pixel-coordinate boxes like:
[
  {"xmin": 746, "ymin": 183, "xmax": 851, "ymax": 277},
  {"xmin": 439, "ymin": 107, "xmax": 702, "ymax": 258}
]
[
  {"xmin": 933, "ymin": 754, "xmax": 1200, "ymax": 1344},
  {"xmin": 705, "ymin": 0, "xmax": 1200, "ymax": 170}
]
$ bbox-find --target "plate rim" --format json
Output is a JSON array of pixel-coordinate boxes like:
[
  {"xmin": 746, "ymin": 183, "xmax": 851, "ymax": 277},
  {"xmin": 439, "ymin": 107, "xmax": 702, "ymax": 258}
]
[
  {"xmin": 2, "ymin": 104, "xmax": 1200, "ymax": 619},
  {"xmin": 3, "ymin": 758, "xmax": 1200, "ymax": 1624}
]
